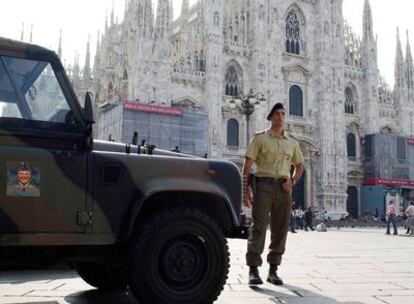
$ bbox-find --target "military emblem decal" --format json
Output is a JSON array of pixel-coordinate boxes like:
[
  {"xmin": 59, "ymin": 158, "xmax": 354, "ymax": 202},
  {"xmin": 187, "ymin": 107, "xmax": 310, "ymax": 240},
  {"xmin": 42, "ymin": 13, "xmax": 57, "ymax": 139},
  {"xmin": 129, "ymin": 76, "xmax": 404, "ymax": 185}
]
[{"xmin": 7, "ymin": 161, "xmax": 40, "ymax": 197}]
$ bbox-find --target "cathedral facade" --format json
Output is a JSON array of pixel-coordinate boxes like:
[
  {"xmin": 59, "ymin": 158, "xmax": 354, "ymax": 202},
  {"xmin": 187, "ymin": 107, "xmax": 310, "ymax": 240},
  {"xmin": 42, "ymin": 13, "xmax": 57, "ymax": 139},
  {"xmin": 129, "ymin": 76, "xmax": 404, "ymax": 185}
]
[{"xmin": 83, "ymin": 0, "xmax": 414, "ymax": 217}]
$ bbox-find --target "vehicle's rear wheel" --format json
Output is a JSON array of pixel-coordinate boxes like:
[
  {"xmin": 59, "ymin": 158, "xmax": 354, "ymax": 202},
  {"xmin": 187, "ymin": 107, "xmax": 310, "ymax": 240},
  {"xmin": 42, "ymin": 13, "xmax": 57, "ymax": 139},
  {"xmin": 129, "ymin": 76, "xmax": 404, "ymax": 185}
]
[
  {"xmin": 75, "ymin": 261, "xmax": 128, "ymax": 290},
  {"xmin": 129, "ymin": 207, "xmax": 229, "ymax": 304}
]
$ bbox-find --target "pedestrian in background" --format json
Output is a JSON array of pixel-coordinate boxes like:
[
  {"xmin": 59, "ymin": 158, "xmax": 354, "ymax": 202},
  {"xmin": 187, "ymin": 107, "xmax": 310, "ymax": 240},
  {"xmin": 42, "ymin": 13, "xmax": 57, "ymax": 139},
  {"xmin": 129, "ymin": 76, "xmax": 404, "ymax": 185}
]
[
  {"xmin": 290, "ymin": 207, "xmax": 297, "ymax": 234},
  {"xmin": 386, "ymin": 200, "xmax": 398, "ymax": 235},
  {"xmin": 304, "ymin": 207, "xmax": 314, "ymax": 231},
  {"xmin": 405, "ymin": 202, "xmax": 414, "ymax": 236},
  {"xmin": 294, "ymin": 207, "xmax": 302, "ymax": 230}
]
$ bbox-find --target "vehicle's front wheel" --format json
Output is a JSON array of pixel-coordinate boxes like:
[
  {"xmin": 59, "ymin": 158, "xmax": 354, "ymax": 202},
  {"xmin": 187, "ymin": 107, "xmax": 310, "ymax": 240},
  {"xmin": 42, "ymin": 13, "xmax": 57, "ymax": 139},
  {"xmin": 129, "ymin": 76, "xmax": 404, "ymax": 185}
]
[
  {"xmin": 75, "ymin": 261, "xmax": 128, "ymax": 290},
  {"xmin": 129, "ymin": 207, "xmax": 229, "ymax": 304}
]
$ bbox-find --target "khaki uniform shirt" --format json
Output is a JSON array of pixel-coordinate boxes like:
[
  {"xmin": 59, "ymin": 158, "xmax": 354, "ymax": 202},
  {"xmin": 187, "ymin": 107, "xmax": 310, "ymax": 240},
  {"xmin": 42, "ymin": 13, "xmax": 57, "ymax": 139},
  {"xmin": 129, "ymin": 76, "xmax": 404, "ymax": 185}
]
[{"xmin": 245, "ymin": 129, "xmax": 304, "ymax": 179}]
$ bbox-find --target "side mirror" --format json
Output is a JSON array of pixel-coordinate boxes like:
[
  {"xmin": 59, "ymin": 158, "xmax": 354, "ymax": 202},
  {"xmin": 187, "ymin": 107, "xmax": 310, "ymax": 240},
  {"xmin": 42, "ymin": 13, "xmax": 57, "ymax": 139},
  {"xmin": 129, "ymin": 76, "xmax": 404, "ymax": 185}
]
[{"xmin": 84, "ymin": 92, "xmax": 95, "ymax": 125}]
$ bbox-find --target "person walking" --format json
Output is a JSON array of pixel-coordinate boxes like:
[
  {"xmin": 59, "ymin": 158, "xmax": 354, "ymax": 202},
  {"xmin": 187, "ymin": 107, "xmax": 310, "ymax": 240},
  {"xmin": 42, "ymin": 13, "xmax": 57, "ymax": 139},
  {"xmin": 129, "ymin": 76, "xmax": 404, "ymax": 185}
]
[
  {"xmin": 294, "ymin": 208, "xmax": 304, "ymax": 230},
  {"xmin": 386, "ymin": 200, "xmax": 398, "ymax": 235},
  {"xmin": 290, "ymin": 208, "xmax": 297, "ymax": 234},
  {"xmin": 293, "ymin": 207, "xmax": 299, "ymax": 230},
  {"xmin": 304, "ymin": 207, "xmax": 314, "ymax": 231},
  {"xmin": 243, "ymin": 103, "xmax": 304, "ymax": 286},
  {"xmin": 405, "ymin": 202, "xmax": 414, "ymax": 236}
]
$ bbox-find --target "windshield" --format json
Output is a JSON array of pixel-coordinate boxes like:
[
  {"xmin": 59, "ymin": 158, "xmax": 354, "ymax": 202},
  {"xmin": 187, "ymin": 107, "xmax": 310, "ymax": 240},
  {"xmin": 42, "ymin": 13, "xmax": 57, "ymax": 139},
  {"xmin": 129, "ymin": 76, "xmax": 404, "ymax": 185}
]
[{"xmin": 0, "ymin": 56, "xmax": 74, "ymax": 124}]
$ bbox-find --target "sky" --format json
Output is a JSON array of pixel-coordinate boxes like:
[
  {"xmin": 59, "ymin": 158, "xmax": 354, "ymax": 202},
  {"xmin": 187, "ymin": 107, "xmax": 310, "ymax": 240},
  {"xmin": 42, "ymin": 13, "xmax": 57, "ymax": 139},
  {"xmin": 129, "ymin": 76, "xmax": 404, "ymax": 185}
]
[{"xmin": 0, "ymin": 0, "xmax": 413, "ymax": 86}]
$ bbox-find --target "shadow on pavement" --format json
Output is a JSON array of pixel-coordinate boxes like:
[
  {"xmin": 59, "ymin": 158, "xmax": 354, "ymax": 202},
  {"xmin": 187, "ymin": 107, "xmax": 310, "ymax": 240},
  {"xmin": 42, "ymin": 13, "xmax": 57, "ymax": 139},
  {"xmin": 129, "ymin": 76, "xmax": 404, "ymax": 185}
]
[
  {"xmin": 0, "ymin": 269, "xmax": 77, "ymax": 284},
  {"xmin": 3, "ymin": 302, "xmax": 59, "ymax": 304},
  {"xmin": 64, "ymin": 289, "xmax": 138, "ymax": 304},
  {"xmin": 250, "ymin": 283, "xmax": 365, "ymax": 304}
]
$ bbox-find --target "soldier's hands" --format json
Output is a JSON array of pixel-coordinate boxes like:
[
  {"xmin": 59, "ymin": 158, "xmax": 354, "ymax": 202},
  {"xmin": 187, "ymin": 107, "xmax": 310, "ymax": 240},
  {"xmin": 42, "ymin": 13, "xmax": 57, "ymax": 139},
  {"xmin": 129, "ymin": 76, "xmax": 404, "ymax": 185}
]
[
  {"xmin": 281, "ymin": 176, "xmax": 293, "ymax": 193},
  {"xmin": 243, "ymin": 187, "xmax": 253, "ymax": 208}
]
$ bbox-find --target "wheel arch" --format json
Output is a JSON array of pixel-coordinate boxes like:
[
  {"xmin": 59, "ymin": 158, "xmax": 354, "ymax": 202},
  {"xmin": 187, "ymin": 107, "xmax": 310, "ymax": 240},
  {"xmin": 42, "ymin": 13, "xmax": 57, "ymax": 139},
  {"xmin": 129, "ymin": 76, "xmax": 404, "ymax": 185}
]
[{"xmin": 122, "ymin": 190, "xmax": 239, "ymax": 241}]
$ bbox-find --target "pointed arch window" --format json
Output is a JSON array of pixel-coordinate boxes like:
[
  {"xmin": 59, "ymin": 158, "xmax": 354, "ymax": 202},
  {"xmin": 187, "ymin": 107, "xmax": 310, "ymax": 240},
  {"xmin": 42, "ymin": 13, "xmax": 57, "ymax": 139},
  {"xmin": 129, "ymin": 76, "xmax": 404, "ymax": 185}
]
[
  {"xmin": 347, "ymin": 133, "xmax": 357, "ymax": 158},
  {"xmin": 199, "ymin": 50, "xmax": 206, "ymax": 72},
  {"xmin": 234, "ymin": 20, "xmax": 239, "ymax": 42},
  {"xmin": 214, "ymin": 12, "xmax": 220, "ymax": 26},
  {"xmin": 225, "ymin": 65, "xmax": 240, "ymax": 96},
  {"xmin": 227, "ymin": 119, "xmax": 239, "ymax": 147},
  {"xmin": 286, "ymin": 10, "xmax": 301, "ymax": 55},
  {"xmin": 345, "ymin": 87, "xmax": 357, "ymax": 114},
  {"xmin": 259, "ymin": 5, "xmax": 265, "ymax": 20},
  {"xmin": 289, "ymin": 85, "xmax": 303, "ymax": 117},
  {"xmin": 194, "ymin": 54, "xmax": 199, "ymax": 70},
  {"xmin": 241, "ymin": 15, "xmax": 246, "ymax": 43},
  {"xmin": 397, "ymin": 137, "xmax": 406, "ymax": 160}
]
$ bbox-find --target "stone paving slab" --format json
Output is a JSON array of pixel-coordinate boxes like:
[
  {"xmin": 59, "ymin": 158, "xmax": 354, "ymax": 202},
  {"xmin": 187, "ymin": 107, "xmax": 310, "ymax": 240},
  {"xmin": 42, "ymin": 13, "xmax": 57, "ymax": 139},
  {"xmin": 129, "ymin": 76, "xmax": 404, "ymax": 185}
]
[
  {"xmin": 376, "ymin": 296, "xmax": 414, "ymax": 304},
  {"xmin": 0, "ymin": 228, "xmax": 413, "ymax": 304}
]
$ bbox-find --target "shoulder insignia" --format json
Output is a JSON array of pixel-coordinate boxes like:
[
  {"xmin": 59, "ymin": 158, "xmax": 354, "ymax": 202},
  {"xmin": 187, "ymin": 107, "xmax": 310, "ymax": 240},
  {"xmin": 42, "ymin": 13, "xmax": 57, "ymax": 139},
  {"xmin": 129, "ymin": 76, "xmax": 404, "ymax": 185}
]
[
  {"xmin": 254, "ymin": 130, "xmax": 266, "ymax": 136},
  {"xmin": 286, "ymin": 132, "xmax": 299, "ymax": 142}
]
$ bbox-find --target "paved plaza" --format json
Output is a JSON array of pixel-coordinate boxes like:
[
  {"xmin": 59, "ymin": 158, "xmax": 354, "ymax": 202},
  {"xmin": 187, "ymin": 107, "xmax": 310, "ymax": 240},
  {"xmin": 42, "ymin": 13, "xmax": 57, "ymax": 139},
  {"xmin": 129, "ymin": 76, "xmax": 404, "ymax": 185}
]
[{"xmin": 0, "ymin": 228, "xmax": 413, "ymax": 304}]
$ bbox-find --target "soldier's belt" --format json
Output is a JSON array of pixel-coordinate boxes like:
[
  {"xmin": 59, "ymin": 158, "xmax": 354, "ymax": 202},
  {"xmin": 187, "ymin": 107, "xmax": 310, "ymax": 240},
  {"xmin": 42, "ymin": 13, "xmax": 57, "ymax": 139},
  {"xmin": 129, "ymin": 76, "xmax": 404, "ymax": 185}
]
[{"xmin": 256, "ymin": 177, "xmax": 287, "ymax": 185}]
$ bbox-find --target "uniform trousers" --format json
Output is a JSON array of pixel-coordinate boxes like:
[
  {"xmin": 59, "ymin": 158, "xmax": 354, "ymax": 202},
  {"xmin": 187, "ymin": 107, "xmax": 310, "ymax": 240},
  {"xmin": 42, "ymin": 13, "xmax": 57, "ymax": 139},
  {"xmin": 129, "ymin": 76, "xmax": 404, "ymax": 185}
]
[{"xmin": 246, "ymin": 178, "xmax": 292, "ymax": 266}]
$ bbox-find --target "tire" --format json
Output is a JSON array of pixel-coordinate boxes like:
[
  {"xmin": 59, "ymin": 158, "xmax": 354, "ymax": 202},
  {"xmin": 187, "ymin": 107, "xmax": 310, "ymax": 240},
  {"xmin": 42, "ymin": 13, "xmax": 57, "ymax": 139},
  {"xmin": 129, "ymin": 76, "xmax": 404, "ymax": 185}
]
[
  {"xmin": 76, "ymin": 261, "xmax": 128, "ymax": 290},
  {"xmin": 129, "ymin": 207, "xmax": 229, "ymax": 304}
]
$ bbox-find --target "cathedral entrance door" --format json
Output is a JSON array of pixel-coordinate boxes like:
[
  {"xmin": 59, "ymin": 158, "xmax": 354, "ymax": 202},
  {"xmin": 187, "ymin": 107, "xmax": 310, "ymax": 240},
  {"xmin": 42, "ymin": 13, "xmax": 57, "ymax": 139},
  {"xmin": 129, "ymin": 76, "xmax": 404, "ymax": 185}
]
[
  {"xmin": 346, "ymin": 186, "xmax": 359, "ymax": 218},
  {"xmin": 292, "ymin": 170, "xmax": 306, "ymax": 209}
]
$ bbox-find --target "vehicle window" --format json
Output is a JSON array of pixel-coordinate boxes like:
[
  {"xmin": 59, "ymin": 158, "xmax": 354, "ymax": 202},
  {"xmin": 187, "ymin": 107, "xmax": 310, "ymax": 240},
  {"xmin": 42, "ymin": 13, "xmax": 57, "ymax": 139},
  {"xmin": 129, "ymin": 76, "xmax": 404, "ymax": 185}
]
[
  {"xmin": 0, "ymin": 101, "xmax": 22, "ymax": 118},
  {"xmin": 0, "ymin": 58, "xmax": 22, "ymax": 118},
  {"xmin": 0, "ymin": 56, "xmax": 74, "ymax": 124}
]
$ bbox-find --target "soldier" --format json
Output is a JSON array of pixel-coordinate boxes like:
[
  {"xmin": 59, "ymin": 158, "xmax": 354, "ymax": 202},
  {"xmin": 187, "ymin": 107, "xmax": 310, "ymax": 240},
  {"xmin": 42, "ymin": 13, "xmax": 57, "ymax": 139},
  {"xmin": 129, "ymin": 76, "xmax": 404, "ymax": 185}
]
[{"xmin": 243, "ymin": 103, "xmax": 304, "ymax": 285}]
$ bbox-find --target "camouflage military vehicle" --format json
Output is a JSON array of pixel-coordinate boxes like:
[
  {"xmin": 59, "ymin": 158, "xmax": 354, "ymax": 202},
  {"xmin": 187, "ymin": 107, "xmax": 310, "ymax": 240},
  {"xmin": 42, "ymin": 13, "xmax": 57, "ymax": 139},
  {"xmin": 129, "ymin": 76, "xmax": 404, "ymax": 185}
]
[{"xmin": 0, "ymin": 37, "xmax": 247, "ymax": 304}]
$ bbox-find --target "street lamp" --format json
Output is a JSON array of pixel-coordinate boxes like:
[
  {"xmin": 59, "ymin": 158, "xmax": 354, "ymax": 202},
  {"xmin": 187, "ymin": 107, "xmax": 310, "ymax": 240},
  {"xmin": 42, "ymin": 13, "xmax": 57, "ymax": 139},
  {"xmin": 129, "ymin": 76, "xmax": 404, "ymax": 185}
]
[{"xmin": 230, "ymin": 89, "xmax": 266, "ymax": 145}]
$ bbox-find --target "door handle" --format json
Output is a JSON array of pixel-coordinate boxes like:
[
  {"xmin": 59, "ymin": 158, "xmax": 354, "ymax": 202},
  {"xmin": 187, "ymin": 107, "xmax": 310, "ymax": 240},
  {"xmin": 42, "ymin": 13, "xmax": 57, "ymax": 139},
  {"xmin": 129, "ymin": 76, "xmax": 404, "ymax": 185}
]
[{"xmin": 52, "ymin": 150, "xmax": 73, "ymax": 158}]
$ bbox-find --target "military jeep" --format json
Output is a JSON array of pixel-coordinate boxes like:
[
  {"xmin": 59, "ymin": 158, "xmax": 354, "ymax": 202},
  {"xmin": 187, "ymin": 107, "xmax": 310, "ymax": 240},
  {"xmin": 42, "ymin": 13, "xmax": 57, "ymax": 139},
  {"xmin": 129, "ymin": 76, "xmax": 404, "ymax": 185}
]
[{"xmin": 0, "ymin": 37, "xmax": 247, "ymax": 304}]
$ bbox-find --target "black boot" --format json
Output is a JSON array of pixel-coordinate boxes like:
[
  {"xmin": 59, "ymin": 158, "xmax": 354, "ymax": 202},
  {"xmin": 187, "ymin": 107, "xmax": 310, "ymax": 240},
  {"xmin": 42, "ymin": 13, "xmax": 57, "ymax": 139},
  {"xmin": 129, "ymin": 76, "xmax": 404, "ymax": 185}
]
[
  {"xmin": 248, "ymin": 266, "xmax": 263, "ymax": 285},
  {"xmin": 267, "ymin": 264, "xmax": 283, "ymax": 285}
]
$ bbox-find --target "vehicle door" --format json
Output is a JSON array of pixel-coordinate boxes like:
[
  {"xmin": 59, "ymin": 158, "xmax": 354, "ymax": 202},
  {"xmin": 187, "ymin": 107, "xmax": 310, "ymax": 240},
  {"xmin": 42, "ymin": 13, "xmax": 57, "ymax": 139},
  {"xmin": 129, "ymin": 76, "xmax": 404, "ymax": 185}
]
[{"xmin": 0, "ymin": 54, "xmax": 88, "ymax": 235}]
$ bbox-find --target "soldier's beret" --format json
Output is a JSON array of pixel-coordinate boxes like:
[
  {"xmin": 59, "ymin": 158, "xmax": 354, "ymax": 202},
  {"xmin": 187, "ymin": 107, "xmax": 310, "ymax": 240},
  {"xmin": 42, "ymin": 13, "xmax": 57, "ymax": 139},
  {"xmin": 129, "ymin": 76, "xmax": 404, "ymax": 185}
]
[{"xmin": 267, "ymin": 103, "xmax": 285, "ymax": 120}]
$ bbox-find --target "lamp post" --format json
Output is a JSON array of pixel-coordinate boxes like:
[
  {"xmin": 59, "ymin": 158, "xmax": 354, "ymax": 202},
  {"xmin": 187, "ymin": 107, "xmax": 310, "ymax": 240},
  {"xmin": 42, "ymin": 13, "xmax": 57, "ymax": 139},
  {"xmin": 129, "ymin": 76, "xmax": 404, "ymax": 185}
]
[{"xmin": 230, "ymin": 89, "xmax": 266, "ymax": 145}]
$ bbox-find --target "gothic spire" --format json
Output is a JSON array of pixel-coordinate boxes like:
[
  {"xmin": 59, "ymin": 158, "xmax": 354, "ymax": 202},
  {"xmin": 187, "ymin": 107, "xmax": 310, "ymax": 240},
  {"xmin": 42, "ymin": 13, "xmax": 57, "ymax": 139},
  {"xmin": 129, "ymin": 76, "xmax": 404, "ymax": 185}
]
[
  {"xmin": 181, "ymin": 0, "xmax": 190, "ymax": 17},
  {"xmin": 20, "ymin": 23, "xmax": 24, "ymax": 41},
  {"xmin": 105, "ymin": 11, "xmax": 108, "ymax": 32},
  {"xmin": 96, "ymin": 30, "xmax": 100, "ymax": 52},
  {"xmin": 363, "ymin": 0, "xmax": 374, "ymax": 42},
  {"xmin": 111, "ymin": 0, "xmax": 115, "ymax": 25},
  {"xmin": 73, "ymin": 51, "xmax": 80, "ymax": 80},
  {"xmin": 138, "ymin": 0, "xmax": 154, "ymax": 38},
  {"xmin": 155, "ymin": 0, "xmax": 172, "ymax": 39},
  {"xmin": 83, "ymin": 35, "xmax": 91, "ymax": 80},
  {"xmin": 58, "ymin": 29, "xmax": 63, "ymax": 59},
  {"xmin": 180, "ymin": 0, "xmax": 190, "ymax": 30},
  {"xmin": 93, "ymin": 30, "xmax": 101, "ymax": 76},
  {"xmin": 406, "ymin": 30, "xmax": 414, "ymax": 90},
  {"xmin": 29, "ymin": 24, "xmax": 33, "ymax": 43},
  {"xmin": 395, "ymin": 27, "xmax": 406, "ymax": 88}
]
